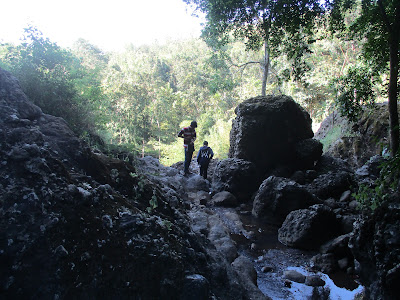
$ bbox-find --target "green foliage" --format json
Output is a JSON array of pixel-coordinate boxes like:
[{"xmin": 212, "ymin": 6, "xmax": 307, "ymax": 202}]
[
  {"xmin": 147, "ymin": 189, "xmax": 159, "ymax": 213},
  {"xmin": 332, "ymin": 65, "xmax": 378, "ymax": 122},
  {"xmin": 185, "ymin": 0, "xmax": 325, "ymax": 93},
  {"xmin": 319, "ymin": 125, "xmax": 343, "ymax": 153},
  {"xmin": 328, "ymin": 0, "xmax": 400, "ymax": 152},
  {"xmin": 2, "ymin": 19, "xmax": 387, "ymax": 166},
  {"xmin": 354, "ymin": 183, "xmax": 387, "ymax": 211},
  {"xmin": 355, "ymin": 151, "xmax": 400, "ymax": 210}
]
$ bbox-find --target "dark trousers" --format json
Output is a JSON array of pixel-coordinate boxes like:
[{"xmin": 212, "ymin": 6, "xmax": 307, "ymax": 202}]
[
  {"xmin": 199, "ymin": 163, "xmax": 209, "ymax": 179},
  {"xmin": 184, "ymin": 147, "xmax": 194, "ymax": 174}
]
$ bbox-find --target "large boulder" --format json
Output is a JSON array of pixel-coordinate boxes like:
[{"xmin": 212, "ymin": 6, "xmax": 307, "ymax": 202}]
[
  {"xmin": 211, "ymin": 158, "xmax": 260, "ymax": 202},
  {"xmin": 278, "ymin": 204, "xmax": 341, "ymax": 250},
  {"xmin": 252, "ymin": 176, "xmax": 319, "ymax": 225},
  {"xmin": 229, "ymin": 95, "xmax": 317, "ymax": 173}
]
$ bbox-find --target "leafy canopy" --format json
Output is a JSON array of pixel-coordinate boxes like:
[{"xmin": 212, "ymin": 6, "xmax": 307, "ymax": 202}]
[{"xmin": 185, "ymin": 0, "xmax": 325, "ymax": 82}]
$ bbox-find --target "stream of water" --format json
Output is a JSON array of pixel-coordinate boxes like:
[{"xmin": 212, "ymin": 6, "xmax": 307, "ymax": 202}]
[{"xmin": 211, "ymin": 206, "xmax": 364, "ymax": 299}]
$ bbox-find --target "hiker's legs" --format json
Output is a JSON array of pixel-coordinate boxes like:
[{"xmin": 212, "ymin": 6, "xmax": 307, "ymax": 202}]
[
  {"xmin": 199, "ymin": 165, "xmax": 205, "ymax": 178},
  {"xmin": 203, "ymin": 163, "xmax": 209, "ymax": 179},
  {"xmin": 184, "ymin": 148, "xmax": 193, "ymax": 174}
]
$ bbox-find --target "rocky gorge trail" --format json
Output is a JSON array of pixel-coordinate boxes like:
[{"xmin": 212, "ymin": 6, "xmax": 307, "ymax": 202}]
[{"xmin": 1, "ymin": 66, "xmax": 399, "ymax": 299}]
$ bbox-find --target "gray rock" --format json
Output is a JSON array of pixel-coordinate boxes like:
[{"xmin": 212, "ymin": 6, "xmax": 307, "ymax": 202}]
[
  {"xmin": 184, "ymin": 174, "xmax": 210, "ymax": 192},
  {"xmin": 308, "ymin": 170, "xmax": 353, "ymax": 200},
  {"xmin": 54, "ymin": 245, "xmax": 69, "ymax": 258},
  {"xmin": 278, "ymin": 205, "xmax": 341, "ymax": 250},
  {"xmin": 253, "ymin": 176, "xmax": 319, "ymax": 225},
  {"xmin": 294, "ymin": 138, "xmax": 323, "ymax": 170},
  {"xmin": 283, "ymin": 270, "xmax": 306, "ymax": 283},
  {"xmin": 305, "ymin": 275, "xmax": 325, "ymax": 287},
  {"xmin": 339, "ymin": 190, "xmax": 352, "ymax": 202},
  {"xmin": 211, "ymin": 158, "xmax": 259, "ymax": 202},
  {"xmin": 208, "ymin": 214, "xmax": 238, "ymax": 263},
  {"xmin": 311, "ymin": 253, "xmax": 338, "ymax": 273},
  {"xmin": 229, "ymin": 95, "xmax": 314, "ymax": 172},
  {"xmin": 211, "ymin": 191, "xmax": 238, "ymax": 207},
  {"xmin": 232, "ymin": 256, "xmax": 269, "ymax": 300},
  {"xmin": 320, "ymin": 234, "xmax": 352, "ymax": 257}
]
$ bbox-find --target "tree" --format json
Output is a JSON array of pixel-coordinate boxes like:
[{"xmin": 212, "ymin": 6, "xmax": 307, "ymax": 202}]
[
  {"xmin": 184, "ymin": 0, "xmax": 324, "ymax": 96},
  {"xmin": 330, "ymin": 0, "xmax": 400, "ymax": 153}
]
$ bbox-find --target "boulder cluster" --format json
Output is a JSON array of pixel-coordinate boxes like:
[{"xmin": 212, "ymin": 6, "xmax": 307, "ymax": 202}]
[{"xmin": 210, "ymin": 95, "xmax": 400, "ymax": 299}]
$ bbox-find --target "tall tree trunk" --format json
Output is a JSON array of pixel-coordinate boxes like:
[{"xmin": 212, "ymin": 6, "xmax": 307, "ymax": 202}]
[
  {"xmin": 388, "ymin": 39, "xmax": 399, "ymax": 154},
  {"xmin": 378, "ymin": 0, "xmax": 400, "ymax": 154},
  {"xmin": 261, "ymin": 40, "xmax": 269, "ymax": 96}
]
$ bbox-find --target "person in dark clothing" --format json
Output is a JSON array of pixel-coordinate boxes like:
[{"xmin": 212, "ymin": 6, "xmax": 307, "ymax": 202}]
[
  {"xmin": 197, "ymin": 141, "xmax": 214, "ymax": 180},
  {"xmin": 178, "ymin": 121, "xmax": 197, "ymax": 175}
]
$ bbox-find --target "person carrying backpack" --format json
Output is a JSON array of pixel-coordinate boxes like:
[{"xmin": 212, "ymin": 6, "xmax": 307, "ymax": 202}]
[
  {"xmin": 197, "ymin": 141, "xmax": 214, "ymax": 180},
  {"xmin": 178, "ymin": 121, "xmax": 197, "ymax": 175}
]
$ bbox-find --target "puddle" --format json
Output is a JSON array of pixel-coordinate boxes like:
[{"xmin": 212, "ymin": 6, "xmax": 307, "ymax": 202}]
[{"xmin": 211, "ymin": 205, "xmax": 364, "ymax": 299}]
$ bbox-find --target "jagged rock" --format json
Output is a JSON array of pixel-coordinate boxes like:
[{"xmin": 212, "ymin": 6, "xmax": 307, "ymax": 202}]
[
  {"xmin": 311, "ymin": 253, "xmax": 338, "ymax": 273},
  {"xmin": 349, "ymin": 202, "xmax": 400, "ymax": 300},
  {"xmin": 211, "ymin": 191, "xmax": 238, "ymax": 207},
  {"xmin": 338, "ymin": 214, "xmax": 357, "ymax": 234},
  {"xmin": 355, "ymin": 155, "xmax": 386, "ymax": 186},
  {"xmin": 184, "ymin": 174, "xmax": 210, "ymax": 192},
  {"xmin": 211, "ymin": 158, "xmax": 259, "ymax": 202},
  {"xmin": 232, "ymin": 256, "xmax": 270, "ymax": 300},
  {"xmin": 315, "ymin": 105, "xmax": 392, "ymax": 169},
  {"xmin": 314, "ymin": 155, "xmax": 353, "ymax": 174},
  {"xmin": 290, "ymin": 170, "xmax": 306, "ymax": 184},
  {"xmin": 294, "ymin": 138, "xmax": 323, "ymax": 170},
  {"xmin": 252, "ymin": 176, "xmax": 319, "ymax": 225},
  {"xmin": 320, "ymin": 234, "xmax": 352, "ymax": 259},
  {"xmin": 278, "ymin": 205, "xmax": 341, "ymax": 250},
  {"xmin": 307, "ymin": 171, "xmax": 353, "ymax": 200},
  {"xmin": 229, "ymin": 96, "xmax": 315, "ymax": 174},
  {"xmin": 180, "ymin": 274, "xmax": 209, "ymax": 300}
]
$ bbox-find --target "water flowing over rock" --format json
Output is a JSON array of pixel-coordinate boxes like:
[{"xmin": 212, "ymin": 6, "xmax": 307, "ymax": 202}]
[{"xmin": 229, "ymin": 95, "xmax": 320, "ymax": 173}]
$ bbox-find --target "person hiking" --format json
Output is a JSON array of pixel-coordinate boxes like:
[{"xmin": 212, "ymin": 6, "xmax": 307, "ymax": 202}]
[
  {"xmin": 178, "ymin": 121, "xmax": 197, "ymax": 175},
  {"xmin": 197, "ymin": 141, "xmax": 214, "ymax": 180}
]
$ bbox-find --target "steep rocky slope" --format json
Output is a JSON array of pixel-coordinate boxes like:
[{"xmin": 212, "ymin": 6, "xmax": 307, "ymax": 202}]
[
  {"xmin": 315, "ymin": 104, "xmax": 391, "ymax": 168},
  {"xmin": 0, "ymin": 67, "xmax": 261, "ymax": 299},
  {"xmin": 315, "ymin": 105, "xmax": 400, "ymax": 299}
]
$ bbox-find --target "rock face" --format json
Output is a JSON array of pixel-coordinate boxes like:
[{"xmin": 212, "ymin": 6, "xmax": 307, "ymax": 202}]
[
  {"xmin": 315, "ymin": 104, "xmax": 393, "ymax": 169},
  {"xmin": 0, "ymin": 67, "xmax": 260, "ymax": 299},
  {"xmin": 211, "ymin": 158, "xmax": 259, "ymax": 202},
  {"xmin": 229, "ymin": 95, "xmax": 319, "ymax": 173},
  {"xmin": 349, "ymin": 202, "xmax": 400, "ymax": 300},
  {"xmin": 252, "ymin": 176, "xmax": 319, "ymax": 225}
]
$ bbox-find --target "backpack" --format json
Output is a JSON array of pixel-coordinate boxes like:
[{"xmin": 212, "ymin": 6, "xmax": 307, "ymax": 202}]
[{"xmin": 198, "ymin": 147, "xmax": 211, "ymax": 165}]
